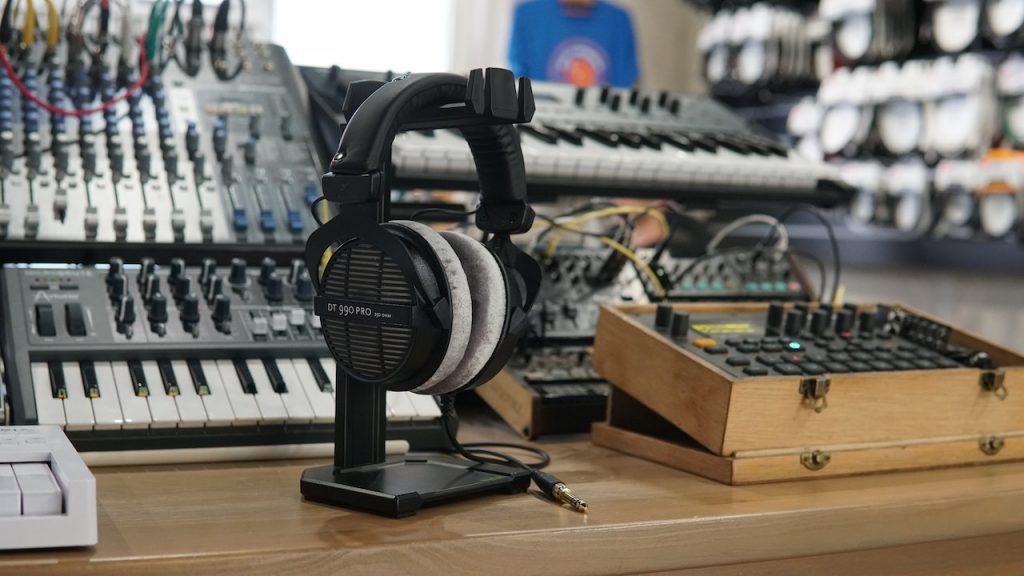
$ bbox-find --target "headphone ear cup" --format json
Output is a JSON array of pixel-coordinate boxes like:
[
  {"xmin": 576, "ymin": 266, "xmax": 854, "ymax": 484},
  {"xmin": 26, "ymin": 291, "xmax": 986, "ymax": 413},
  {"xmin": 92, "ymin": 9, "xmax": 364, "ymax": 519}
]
[
  {"xmin": 430, "ymin": 231, "xmax": 509, "ymax": 394},
  {"xmin": 387, "ymin": 221, "xmax": 472, "ymax": 394}
]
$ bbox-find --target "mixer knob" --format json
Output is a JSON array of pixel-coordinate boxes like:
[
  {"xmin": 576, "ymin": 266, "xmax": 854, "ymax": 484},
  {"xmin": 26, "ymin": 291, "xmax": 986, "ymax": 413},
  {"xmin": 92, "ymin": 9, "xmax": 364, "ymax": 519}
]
[
  {"xmin": 143, "ymin": 274, "xmax": 161, "ymax": 303},
  {"xmin": 206, "ymin": 275, "xmax": 224, "ymax": 303},
  {"xmin": 858, "ymin": 310, "xmax": 876, "ymax": 337},
  {"xmin": 109, "ymin": 273, "xmax": 128, "ymax": 302},
  {"xmin": 280, "ymin": 113, "xmax": 293, "ymax": 140},
  {"xmin": 137, "ymin": 258, "xmax": 155, "ymax": 286},
  {"xmin": 294, "ymin": 271, "xmax": 314, "ymax": 302},
  {"xmin": 53, "ymin": 141, "xmax": 69, "ymax": 174},
  {"xmin": 264, "ymin": 273, "xmax": 284, "ymax": 303},
  {"xmin": 670, "ymin": 311, "xmax": 690, "ymax": 340},
  {"xmin": 228, "ymin": 258, "xmax": 248, "ymax": 287},
  {"xmin": 168, "ymin": 258, "xmax": 186, "ymax": 287},
  {"xmin": 834, "ymin": 309, "xmax": 855, "ymax": 336},
  {"xmin": 106, "ymin": 257, "xmax": 124, "ymax": 288},
  {"xmin": 180, "ymin": 294, "xmax": 201, "ymax": 336},
  {"xmin": 654, "ymin": 302, "xmax": 673, "ymax": 331},
  {"xmin": 765, "ymin": 301, "xmax": 785, "ymax": 336},
  {"xmin": 258, "ymin": 257, "xmax": 276, "ymax": 285},
  {"xmin": 286, "ymin": 259, "xmax": 303, "ymax": 284},
  {"xmin": 185, "ymin": 121, "xmax": 199, "ymax": 159},
  {"xmin": 109, "ymin": 147, "xmax": 124, "ymax": 177},
  {"xmin": 211, "ymin": 294, "xmax": 232, "ymax": 334},
  {"xmin": 116, "ymin": 296, "xmax": 136, "ymax": 338},
  {"xmin": 220, "ymin": 154, "xmax": 235, "ymax": 182},
  {"xmin": 173, "ymin": 276, "xmax": 193, "ymax": 303},
  {"xmin": 243, "ymin": 137, "xmax": 257, "ymax": 165},
  {"xmin": 783, "ymin": 310, "xmax": 804, "ymax": 337},
  {"xmin": 136, "ymin": 148, "xmax": 152, "ymax": 177},
  {"xmin": 213, "ymin": 123, "xmax": 227, "ymax": 160},
  {"xmin": 82, "ymin": 145, "xmax": 96, "ymax": 175},
  {"xmin": 199, "ymin": 258, "xmax": 217, "ymax": 286},
  {"xmin": 809, "ymin": 308, "xmax": 831, "ymax": 337},
  {"xmin": 148, "ymin": 293, "xmax": 169, "ymax": 336},
  {"xmin": 249, "ymin": 115, "xmax": 260, "ymax": 139},
  {"xmin": 164, "ymin": 148, "xmax": 179, "ymax": 179},
  {"xmin": 193, "ymin": 152, "xmax": 206, "ymax": 181}
]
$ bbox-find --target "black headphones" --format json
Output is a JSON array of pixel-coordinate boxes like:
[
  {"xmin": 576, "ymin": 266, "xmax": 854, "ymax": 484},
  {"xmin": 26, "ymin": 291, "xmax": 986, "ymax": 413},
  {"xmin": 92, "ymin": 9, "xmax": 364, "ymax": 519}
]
[{"xmin": 305, "ymin": 69, "xmax": 541, "ymax": 395}]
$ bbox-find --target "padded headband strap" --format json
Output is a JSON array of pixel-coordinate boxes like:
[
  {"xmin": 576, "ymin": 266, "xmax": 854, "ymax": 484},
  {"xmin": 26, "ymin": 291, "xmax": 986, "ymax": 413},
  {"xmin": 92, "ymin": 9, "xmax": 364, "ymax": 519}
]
[{"xmin": 329, "ymin": 72, "xmax": 530, "ymax": 213}]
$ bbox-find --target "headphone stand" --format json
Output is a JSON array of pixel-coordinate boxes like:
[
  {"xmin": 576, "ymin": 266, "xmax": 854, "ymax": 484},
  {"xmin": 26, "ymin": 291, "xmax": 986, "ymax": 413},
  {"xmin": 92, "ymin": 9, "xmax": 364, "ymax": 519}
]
[{"xmin": 300, "ymin": 370, "xmax": 531, "ymax": 518}]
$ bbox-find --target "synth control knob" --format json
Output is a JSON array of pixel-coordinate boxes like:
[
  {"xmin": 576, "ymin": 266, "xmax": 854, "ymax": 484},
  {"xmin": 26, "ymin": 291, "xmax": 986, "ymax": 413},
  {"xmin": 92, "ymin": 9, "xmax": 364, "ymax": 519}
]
[
  {"xmin": 173, "ymin": 276, "xmax": 192, "ymax": 303},
  {"xmin": 142, "ymin": 274, "xmax": 161, "ymax": 303},
  {"xmin": 106, "ymin": 257, "xmax": 124, "ymax": 288},
  {"xmin": 205, "ymin": 275, "xmax": 223, "ymax": 303},
  {"xmin": 211, "ymin": 294, "xmax": 232, "ymax": 334},
  {"xmin": 249, "ymin": 114, "xmax": 260, "ymax": 139},
  {"xmin": 858, "ymin": 310, "xmax": 876, "ymax": 337},
  {"xmin": 81, "ymin": 144, "xmax": 96, "ymax": 175},
  {"xmin": 228, "ymin": 258, "xmax": 248, "ymax": 287},
  {"xmin": 287, "ymin": 258, "xmax": 303, "ymax": 284},
  {"xmin": 213, "ymin": 122, "xmax": 227, "ymax": 160},
  {"xmin": 109, "ymin": 273, "xmax": 128, "ymax": 302},
  {"xmin": 193, "ymin": 152, "xmax": 206, "ymax": 181},
  {"xmin": 264, "ymin": 273, "xmax": 283, "ymax": 303},
  {"xmin": 168, "ymin": 258, "xmax": 186, "ymax": 287},
  {"xmin": 109, "ymin": 146, "xmax": 124, "ymax": 176},
  {"xmin": 138, "ymin": 257, "xmax": 155, "ymax": 286},
  {"xmin": 835, "ymin": 309, "xmax": 855, "ymax": 336},
  {"xmin": 670, "ymin": 311, "xmax": 690, "ymax": 340},
  {"xmin": 185, "ymin": 121, "xmax": 199, "ymax": 159},
  {"xmin": 116, "ymin": 296, "xmax": 136, "ymax": 337},
  {"xmin": 294, "ymin": 271, "xmax": 314, "ymax": 302},
  {"xmin": 180, "ymin": 294, "xmax": 201, "ymax": 336},
  {"xmin": 220, "ymin": 154, "xmax": 235, "ymax": 182},
  {"xmin": 164, "ymin": 148, "xmax": 179, "ymax": 178},
  {"xmin": 136, "ymin": 148, "xmax": 152, "ymax": 178},
  {"xmin": 809, "ymin": 309, "xmax": 831, "ymax": 337},
  {"xmin": 258, "ymin": 257, "xmax": 276, "ymax": 285},
  {"xmin": 148, "ymin": 293, "xmax": 168, "ymax": 336},
  {"xmin": 654, "ymin": 302, "xmax": 673, "ymax": 331},
  {"xmin": 243, "ymin": 137, "xmax": 257, "ymax": 165},
  {"xmin": 765, "ymin": 301, "xmax": 785, "ymax": 336},
  {"xmin": 783, "ymin": 310, "xmax": 804, "ymax": 337},
  {"xmin": 198, "ymin": 258, "xmax": 217, "ymax": 286}
]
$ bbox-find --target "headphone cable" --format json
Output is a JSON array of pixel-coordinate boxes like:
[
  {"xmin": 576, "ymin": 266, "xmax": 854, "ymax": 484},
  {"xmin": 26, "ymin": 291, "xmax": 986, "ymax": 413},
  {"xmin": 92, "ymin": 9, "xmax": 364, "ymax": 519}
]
[{"xmin": 438, "ymin": 393, "xmax": 588, "ymax": 513}]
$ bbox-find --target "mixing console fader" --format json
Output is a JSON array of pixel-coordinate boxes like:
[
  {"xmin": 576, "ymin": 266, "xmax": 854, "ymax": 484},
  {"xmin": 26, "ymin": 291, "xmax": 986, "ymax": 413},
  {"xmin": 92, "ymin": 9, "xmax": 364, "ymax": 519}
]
[{"xmin": 0, "ymin": 43, "xmax": 320, "ymax": 260}]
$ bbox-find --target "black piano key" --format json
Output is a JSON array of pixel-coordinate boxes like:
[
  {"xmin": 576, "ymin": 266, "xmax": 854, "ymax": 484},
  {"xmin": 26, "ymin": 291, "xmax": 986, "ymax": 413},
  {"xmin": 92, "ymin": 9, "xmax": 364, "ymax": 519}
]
[
  {"xmin": 157, "ymin": 359, "xmax": 180, "ymax": 396},
  {"xmin": 712, "ymin": 134, "xmax": 751, "ymax": 155},
  {"xmin": 233, "ymin": 359, "xmax": 256, "ymax": 394},
  {"xmin": 307, "ymin": 358, "xmax": 333, "ymax": 393},
  {"xmin": 652, "ymin": 131, "xmax": 694, "ymax": 152},
  {"xmin": 614, "ymin": 131, "xmax": 643, "ymax": 149},
  {"xmin": 575, "ymin": 127, "xmax": 619, "ymax": 147},
  {"xmin": 682, "ymin": 132, "xmax": 718, "ymax": 153},
  {"xmin": 48, "ymin": 360, "xmax": 67, "ymax": 399},
  {"xmin": 186, "ymin": 359, "xmax": 210, "ymax": 396},
  {"xmin": 262, "ymin": 358, "xmax": 288, "ymax": 394},
  {"xmin": 632, "ymin": 132, "xmax": 662, "ymax": 150},
  {"xmin": 542, "ymin": 123, "xmax": 583, "ymax": 145},
  {"xmin": 517, "ymin": 125, "xmax": 558, "ymax": 145},
  {"xmin": 79, "ymin": 361, "xmax": 100, "ymax": 399},
  {"xmin": 128, "ymin": 360, "xmax": 149, "ymax": 397},
  {"xmin": 750, "ymin": 135, "xmax": 789, "ymax": 157}
]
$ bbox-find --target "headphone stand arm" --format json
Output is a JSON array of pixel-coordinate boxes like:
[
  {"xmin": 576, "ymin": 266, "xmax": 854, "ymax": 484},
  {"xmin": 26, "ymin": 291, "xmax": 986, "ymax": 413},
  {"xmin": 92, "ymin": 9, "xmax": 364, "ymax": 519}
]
[{"xmin": 332, "ymin": 371, "xmax": 388, "ymax": 469}]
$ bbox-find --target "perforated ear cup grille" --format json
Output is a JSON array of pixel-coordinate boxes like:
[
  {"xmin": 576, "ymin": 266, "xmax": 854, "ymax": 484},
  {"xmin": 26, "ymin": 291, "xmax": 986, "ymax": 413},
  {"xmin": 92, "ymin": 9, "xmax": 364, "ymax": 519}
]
[{"xmin": 321, "ymin": 241, "xmax": 415, "ymax": 382}]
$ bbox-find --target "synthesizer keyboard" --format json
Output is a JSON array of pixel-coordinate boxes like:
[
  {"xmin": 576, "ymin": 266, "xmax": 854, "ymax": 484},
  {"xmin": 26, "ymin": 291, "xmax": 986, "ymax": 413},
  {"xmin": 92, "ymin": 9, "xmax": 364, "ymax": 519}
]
[
  {"xmin": 0, "ymin": 258, "xmax": 447, "ymax": 464},
  {"xmin": 0, "ymin": 43, "xmax": 322, "ymax": 262},
  {"xmin": 302, "ymin": 67, "xmax": 848, "ymax": 205}
]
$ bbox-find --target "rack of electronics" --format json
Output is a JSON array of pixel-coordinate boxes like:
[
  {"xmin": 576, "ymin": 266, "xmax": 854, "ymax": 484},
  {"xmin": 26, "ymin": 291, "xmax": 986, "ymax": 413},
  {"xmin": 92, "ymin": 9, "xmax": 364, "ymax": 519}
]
[{"xmin": 692, "ymin": 0, "xmax": 1024, "ymax": 270}]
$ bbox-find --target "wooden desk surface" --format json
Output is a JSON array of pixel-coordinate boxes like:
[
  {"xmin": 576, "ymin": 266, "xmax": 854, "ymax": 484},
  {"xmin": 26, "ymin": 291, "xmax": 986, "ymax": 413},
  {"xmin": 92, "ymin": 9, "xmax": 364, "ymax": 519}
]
[{"xmin": 4, "ymin": 415, "xmax": 1024, "ymax": 576}]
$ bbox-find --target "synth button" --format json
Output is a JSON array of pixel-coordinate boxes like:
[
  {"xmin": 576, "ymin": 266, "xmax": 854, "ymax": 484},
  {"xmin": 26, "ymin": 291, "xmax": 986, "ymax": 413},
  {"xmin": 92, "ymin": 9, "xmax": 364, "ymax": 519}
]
[
  {"xmin": 800, "ymin": 362, "xmax": 827, "ymax": 375},
  {"xmin": 858, "ymin": 344, "xmax": 877, "ymax": 352},
  {"xmin": 64, "ymin": 303, "xmax": 87, "ymax": 336},
  {"xmin": 844, "ymin": 361, "xmax": 872, "ymax": 372},
  {"xmin": 703, "ymin": 346, "xmax": 728, "ymax": 355},
  {"xmin": 724, "ymin": 338, "xmax": 741, "ymax": 346},
  {"xmin": 934, "ymin": 357, "xmax": 961, "ymax": 369},
  {"xmin": 742, "ymin": 338, "xmax": 759, "ymax": 345},
  {"xmin": 232, "ymin": 359, "xmax": 257, "ymax": 394},
  {"xmin": 755, "ymin": 354, "xmax": 781, "ymax": 365},
  {"xmin": 262, "ymin": 359, "xmax": 288, "ymax": 393},
  {"xmin": 35, "ymin": 303, "xmax": 56, "ymax": 337},
  {"xmin": 912, "ymin": 359, "xmax": 938, "ymax": 370},
  {"xmin": 742, "ymin": 366, "xmax": 769, "ymax": 376},
  {"xmin": 270, "ymin": 312, "xmax": 288, "ymax": 333},
  {"xmin": 157, "ymin": 360, "xmax": 180, "ymax": 396},
  {"xmin": 827, "ymin": 343, "xmax": 847, "ymax": 352},
  {"xmin": 891, "ymin": 360, "xmax": 916, "ymax": 371},
  {"xmin": 850, "ymin": 352, "xmax": 874, "ymax": 362},
  {"xmin": 760, "ymin": 337, "xmax": 781, "ymax": 344},
  {"xmin": 186, "ymin": 359, "xmax": 210, "ymax": 396},
  {"xmin": 737, "ymin": 344, "xmax": 760, "ymax": 354},
  {"xmin": 806, "ymin": 354, "xmax": 828, "ymax": 363},
  {"xmin": 830, "ymin": 352, "xmax": 852, "ymax": 362},
  {"xmin": 760, "ymin": 343, "xmax": 783, "ymax": 352},
  {"xmin": 725, "ymin": 356, "xmax": 750, "ymax": 366},
  {"xmin": 251, "ymin": 316, "xmax": 269, "ymax": 337},
  {"xmin": 127, "ymin": 360, "xmax": 149, "ymax": 397},
  {"xmin": 692, "ymin": 338, "xmax": 717, "ymax": 349},
  {"xmin": 873, "ymin": 351, "xmax": 895, "ymax": 361},
  {"xmin": 868, "ymin": 360, "xmax": 896, "ymax": 372},
  {"xmin": 773, "ymin": 363, "xmax": 803, "ymax": 376},
  {"xmin": 822, "ymin": 362, "xmax": 850, "ymax": 373}
]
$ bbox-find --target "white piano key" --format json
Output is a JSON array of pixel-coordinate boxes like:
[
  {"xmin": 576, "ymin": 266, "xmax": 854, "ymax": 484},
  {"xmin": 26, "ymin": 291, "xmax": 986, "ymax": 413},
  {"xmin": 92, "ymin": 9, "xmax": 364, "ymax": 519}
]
[
  {"xmin": 386, "ymin": 391, "xmax": 417, "ymax": 421},
  {"xmin": 12, "ymin": 463, "xmax": 62, "ymax": 516},
  {"xmin": 141, "ymin": 361, "xmax": 180, "ymax": 428},
  {"xmin": 0, "ymin": 465, "xmax": 20, "ymax": 516},
  {"xmin": 61, "ymin": 362, "xmax": 96, "ymax": 431},
  {"xmin": 214, "ymin": 360, "xmax": 260, "ymax": 426},
  {"xmin": 31, "ymin": 363, "xmax": 66, "ymax": 427},
  {"xmin": 289, "ymin": 359, "xmax": 334, "ymax": 423},
  {"xmin": 245, "ymin": 359, "xmax": 288, "ymax": 424},
  {"xmin": 170, "ymin": 360, "xmax": 209, "ymax": 427},
  {"xmin": 407, "ymin": 393, "xmax": 442, "ymax": 420},
  {"xmin": 196, "ymin": 360, "xmax": 236, "ymax": 427},
  {"xmin": 270, "ymin": 360, "xmax": 315, "ymax": 424},
  {"xmin": 87, "ymin": 362, "xmax": 126, "ymax": 430},
  {"xmin": 110, "ymin": 362, "xmax": 153, "ymax": 429}
]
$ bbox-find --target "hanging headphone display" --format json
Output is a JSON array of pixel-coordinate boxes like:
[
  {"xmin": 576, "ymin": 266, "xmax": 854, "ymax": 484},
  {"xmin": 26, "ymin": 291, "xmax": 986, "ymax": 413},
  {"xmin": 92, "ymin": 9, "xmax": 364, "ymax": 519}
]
[
  {"xmin": 977, "ymin": 155, "xmax": 1024, "ymax": 237},
  {"xmin": 927, "ymin": 0, "xmax": 983, "ymax": 53},
  {"xmin": 305, "ymin": 70, "xmax": 541, "ymax": 397},
  {"xmin": 933, "ymin": 159, "xmax": 981, "ymax": 237},
  {"xmin": 984, "ymin": 0, "xmax": 1024, "ymax": 46},
  {"xmin": 821, "ymin": 0, "xmax": 917, "ymax": 65},
  {"xmin": 818, "ymin": 67, "xmax": 874, "ymax": 156},
  {"xmin": 885, "ymin": 157, "xmax": 933, "ymax": 234},
  {"xmin": 840, "ymin": 161, "xmax": 886, "ymax": 224},
  {"xmin": 929, "ymin": 55, "xmax": 997, "ymax": 158},
  {"xmin": 998, "ymin": 54, "xmax": 1024, "ymax": 147},
  {"xmin": 874, "ymin": 62, "xmax": 927, "ymax": 156}
]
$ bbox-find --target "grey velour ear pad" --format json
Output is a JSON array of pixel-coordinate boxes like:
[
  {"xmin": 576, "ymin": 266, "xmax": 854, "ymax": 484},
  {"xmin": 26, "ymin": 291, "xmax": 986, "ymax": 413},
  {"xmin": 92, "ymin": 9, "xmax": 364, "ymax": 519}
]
[
  {"xmin": 431, "ymin": 231, "xmax": 508, "ymax": 394},
  {"xmin": 388, "ymin": 221, "xmax": 472, "ymax": 394}
]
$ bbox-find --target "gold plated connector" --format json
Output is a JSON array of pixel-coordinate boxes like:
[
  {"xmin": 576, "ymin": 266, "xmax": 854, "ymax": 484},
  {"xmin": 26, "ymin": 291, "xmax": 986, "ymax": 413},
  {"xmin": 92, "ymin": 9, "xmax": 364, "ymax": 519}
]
[{"xmin": 552, "ymin": 483, "xmax": 588, "ymax": 513}]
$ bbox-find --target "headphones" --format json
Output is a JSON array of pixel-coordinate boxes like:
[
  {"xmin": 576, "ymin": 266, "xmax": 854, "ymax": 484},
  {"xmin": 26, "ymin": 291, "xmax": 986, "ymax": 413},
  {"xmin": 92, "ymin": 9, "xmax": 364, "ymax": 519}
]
[{"xmin": 305, "ymin": 70, "xmax": 541, "ymax": 395}]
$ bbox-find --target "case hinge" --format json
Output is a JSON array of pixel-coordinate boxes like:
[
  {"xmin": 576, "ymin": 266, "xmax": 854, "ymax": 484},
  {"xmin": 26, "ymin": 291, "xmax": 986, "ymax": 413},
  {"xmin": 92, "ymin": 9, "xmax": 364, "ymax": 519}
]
[
  {"xmin": 979, "ymin": 369, "xmax": 1008, "ymax": 401},
  {"xmin": 979, "ymin": 435, "xmax": 1005, "ymax": 456},
  {"xmin": 800, "ymin": 449, "xmax": 832, "ymax": 471},
  {"xmin": 799, "ymin": 377, "xmax": 831, "ymax": 413}
]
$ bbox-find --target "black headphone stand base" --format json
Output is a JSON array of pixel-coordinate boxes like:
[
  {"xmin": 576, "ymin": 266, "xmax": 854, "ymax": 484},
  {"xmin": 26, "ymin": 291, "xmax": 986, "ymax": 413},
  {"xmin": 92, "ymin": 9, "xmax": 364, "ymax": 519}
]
[
  {"xmin": 300, "ymin": 372, "xmax": 530, "ymax": 518},
  {"xmin": 301, "ymin": 457, "xmax": 530, "ymax": 518}
]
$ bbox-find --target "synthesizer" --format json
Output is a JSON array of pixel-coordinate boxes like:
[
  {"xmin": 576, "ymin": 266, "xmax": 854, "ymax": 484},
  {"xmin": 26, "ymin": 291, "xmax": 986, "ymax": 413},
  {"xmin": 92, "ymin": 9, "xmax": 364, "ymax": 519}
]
[
  {"xmin": 302, "ymin": 66, "xmax": 849, "ymax": 205},
  {"xmin": 0, "ymin": 42, "xmax": 321, "ymax": 262},
  {"xmin": 0, "ymin": 258, "xmax": 446, "ymax": 464}
]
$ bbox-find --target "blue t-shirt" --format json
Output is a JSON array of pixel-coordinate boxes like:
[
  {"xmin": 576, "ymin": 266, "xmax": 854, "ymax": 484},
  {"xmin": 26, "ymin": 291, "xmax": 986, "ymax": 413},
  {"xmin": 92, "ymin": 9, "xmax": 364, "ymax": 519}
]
[{"xmin": 508, "ymin": 0, "xmax": 639, "ymax": 87}]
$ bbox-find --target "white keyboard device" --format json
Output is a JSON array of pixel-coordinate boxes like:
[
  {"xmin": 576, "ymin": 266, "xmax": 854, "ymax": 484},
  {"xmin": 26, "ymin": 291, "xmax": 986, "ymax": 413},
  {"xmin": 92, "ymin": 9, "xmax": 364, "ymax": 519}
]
[{"xmin": 0, "ymin": 426, "xmax": 97, "ymax": 550}]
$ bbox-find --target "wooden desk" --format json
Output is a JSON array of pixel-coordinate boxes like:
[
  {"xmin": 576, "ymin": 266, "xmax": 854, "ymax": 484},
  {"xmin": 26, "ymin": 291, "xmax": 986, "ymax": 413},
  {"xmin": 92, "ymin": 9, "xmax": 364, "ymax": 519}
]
[{"xmin": 4, "ymin": 415, "xmax": 1024, "ymax": 576}]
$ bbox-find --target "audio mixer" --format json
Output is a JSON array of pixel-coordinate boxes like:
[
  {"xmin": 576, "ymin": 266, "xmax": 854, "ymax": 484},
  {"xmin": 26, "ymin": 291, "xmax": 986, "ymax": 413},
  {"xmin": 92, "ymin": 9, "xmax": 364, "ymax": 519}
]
[
  {"xmin": 0, "ymin": 41, "xmax": 321, "ymax": 261},
  {"xmin": 0, "ymin": 258, "xmax": 446, "ymax": 463}
]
